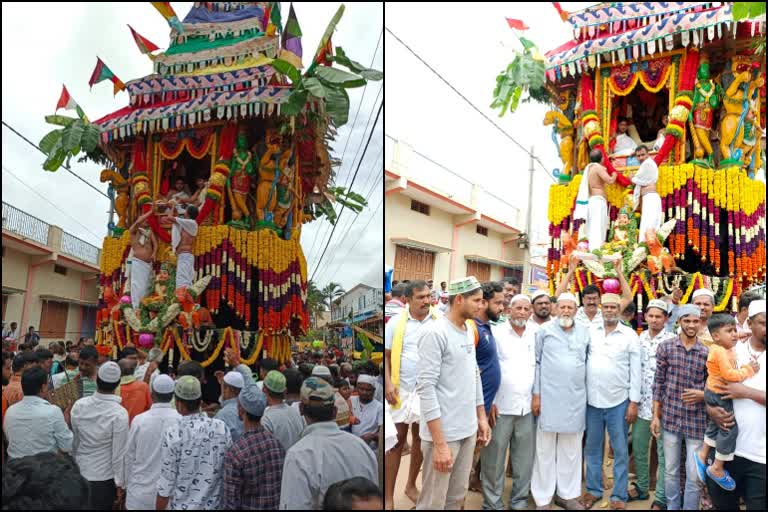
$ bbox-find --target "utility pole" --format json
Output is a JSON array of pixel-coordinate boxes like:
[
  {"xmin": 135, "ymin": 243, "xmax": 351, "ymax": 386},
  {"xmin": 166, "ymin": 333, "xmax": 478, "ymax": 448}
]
[{"xmin": 522, "ymin": 146, "xmax": 535, "ymax": 292}]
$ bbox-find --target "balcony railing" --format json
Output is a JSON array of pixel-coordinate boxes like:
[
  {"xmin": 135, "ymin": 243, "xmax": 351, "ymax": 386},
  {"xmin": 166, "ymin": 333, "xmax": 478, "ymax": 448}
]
[
  {"xmin": 61, "ymin": 231, "xmax": 100, "ymax": 265},
  {"xmin": 2, "ymin": 202, "xmax": 50, "ymax": 245}
]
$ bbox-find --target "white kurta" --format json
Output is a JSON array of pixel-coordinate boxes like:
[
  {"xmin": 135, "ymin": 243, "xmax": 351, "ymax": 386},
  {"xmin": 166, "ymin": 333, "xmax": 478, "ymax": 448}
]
[{"xmin": 613, "ymin": 133, "xmax": 637, "ymax": 156}]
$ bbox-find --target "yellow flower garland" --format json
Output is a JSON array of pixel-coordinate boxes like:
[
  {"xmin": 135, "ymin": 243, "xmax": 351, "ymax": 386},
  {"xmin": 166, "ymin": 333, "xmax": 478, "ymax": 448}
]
[
  {"xmin": 714, "ymin": 278, "xmax": 734, "ymax": 312},
  {"xmin": 640, "ymin": 273, "xmax": 656, "ymax": 300},
  {"xmin": 200, "ymin": 327, "xmax": 230, "ymax": 368},
  {"xmin": 240, "ymin": 331, "xmax": 264, "ymax": 365},
  {"xmin": 607, "ymin": 64, "xmax": 672, "ymax": 97}
]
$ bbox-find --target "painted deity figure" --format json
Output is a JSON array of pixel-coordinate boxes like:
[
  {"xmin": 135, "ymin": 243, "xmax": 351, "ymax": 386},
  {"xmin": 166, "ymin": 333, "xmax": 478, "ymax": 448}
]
[
  {"xmin": 719, "ymin": 55, "xmax": 764, "ymax": 162},
  {"xmin": 229, "ymin": 133, "xmax": 255, "ymax": 221},
  {"xmin": 256, "ymin": 131, "xmax": 291, "ymax": 223},
  {"xmin": 690, "ymin": 55, "xmax": 722, "ymax": 162},
  {"xmin": 274, "ymin": 154, "xmax": 298, "ymax": 230}
]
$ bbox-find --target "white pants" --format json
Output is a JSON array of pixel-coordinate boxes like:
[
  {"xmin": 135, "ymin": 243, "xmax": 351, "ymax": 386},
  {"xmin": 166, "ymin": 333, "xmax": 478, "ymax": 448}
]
[
  {"xmin": 531, "ymin": 429, "xmax": 584, "ymax": 506},
  {"xmin": 176, "ymin": 252, "xmax": 194, "ymax": 289},
  {"xmin": 130, "ymin": 257, "xmax": 153, "ymax": 309},
  {"xmin": 390, "ymin": 387, "xmax": 420, "ymax": 425},
  {"xmin": 587, "ymin": 196, "xmax": 608, "ymax": 251},
  {"xmin": 638, "ymin": 192, "xmax": 662, "ymax": 240}
]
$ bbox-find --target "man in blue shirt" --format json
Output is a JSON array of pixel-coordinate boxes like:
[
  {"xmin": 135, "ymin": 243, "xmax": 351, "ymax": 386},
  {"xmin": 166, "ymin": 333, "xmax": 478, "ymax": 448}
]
[{"xmin": 468, "ymin": 281, "xmax": 504, "ymax": 491}]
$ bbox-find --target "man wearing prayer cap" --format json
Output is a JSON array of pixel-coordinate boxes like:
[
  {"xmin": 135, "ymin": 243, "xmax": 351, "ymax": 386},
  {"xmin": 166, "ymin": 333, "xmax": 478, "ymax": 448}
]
[
  {"xmin": 651, "ymin": 303, "xmax": 709, "ymax": 510},
  {"xmin": 580, "ymin": 293, "xmax": 642, "ymax": 509},
  {"xmin": 734, "ymin": 292, "xmax": 759, "ymax": 342},
  {"xmin": 156, "ymin": 376, "xmax": 232, "ymax": 510},
  {"xmin": 705, "ymin": 297, "xmax": 765, "ymax": 509},
  {"xmin": 125, "ymin": 375, "xmax": 181, "ymax": 510},
  {"xmin": 215, "ymin": 371, "xmax": 245, "ymax": 443},
  {"xmin": 692, "ymin": 288, "xmax": 717, "ymax": 347},
  {"xmin": 529, "ymin": 289, "xmax": 592, "ymax": 509},
  {"xmin": 70, "ymin": 360, "xmax": 130, "ymax": 510},
  {"xmin": 415, "ymin": 276, "xmax": 491, "ymax": 509},
  {"xmin": 261, "ymin": 370, "xmax": 305, "ymax": 451},
  {"xmin": 351, "ymin": 374, "xmax": 384, "ymax": 451},
  {"xmin": 481, "ymin": 291, "xmax": 537, "ymax": 509}
]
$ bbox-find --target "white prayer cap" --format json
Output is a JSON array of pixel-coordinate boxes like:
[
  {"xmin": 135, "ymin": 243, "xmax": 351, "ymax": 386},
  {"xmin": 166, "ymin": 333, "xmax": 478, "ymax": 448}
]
[
  {"xmin": 152, "ymin": 375, "xmax": 175, "ymax": 394},
  {"xmin": 692, "ymin": 288, "xmax": 715, "ymax": 301},
  {"xmin": 223, "ymin": 371, "xmax": 245, "ymax": 389},
  {"xmin": 646, "ymin": 299, "xmax": 669, "ymax": 314},
  {"xmin": 557, "ymin": 292, "xmax": 578, "ymax": 305},
  {"xmin": 97, "ymin": 361, "xmax": 121, "ymax": 384},
  {"xmin": 509, "ymin": 294, "xmax": 531, "ymax": 305},
  {"xmin": 357, "ymin": 374, "xmax": 376, "ymax": 386},
  {"xmin": 749, "ymin": 299, "xmax": 766, "ymax": 319},
  {"xmin": 531, "ymin": 289, "xmax": 550, "ymax": 302}
]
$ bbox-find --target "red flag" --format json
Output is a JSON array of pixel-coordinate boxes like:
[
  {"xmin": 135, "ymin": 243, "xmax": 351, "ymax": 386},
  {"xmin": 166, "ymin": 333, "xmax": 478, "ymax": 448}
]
[
  {"xmin": 552, "ymin": 3, "xmax": 570, "ymax": 22},
  {"xmin": 505, "ymin": 18, "xmax": 529, "ymax": 31},
  {"xmin": 128, "ymin": 25, "xmax": 160, "ymax": 54},
  {"xmin": 56, "ymin": 85, "xmax": 75, "ymax": 111}
]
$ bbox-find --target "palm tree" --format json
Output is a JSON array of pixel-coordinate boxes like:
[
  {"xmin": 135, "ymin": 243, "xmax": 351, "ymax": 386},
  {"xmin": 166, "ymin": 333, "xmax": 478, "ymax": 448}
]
[
  {"xmin": 321, "ymin": 282, "xmax": 346, "ymax": 323},
  {"xmin": 307, "ymin": 280, "xmax": 326, "ymax": 328}
]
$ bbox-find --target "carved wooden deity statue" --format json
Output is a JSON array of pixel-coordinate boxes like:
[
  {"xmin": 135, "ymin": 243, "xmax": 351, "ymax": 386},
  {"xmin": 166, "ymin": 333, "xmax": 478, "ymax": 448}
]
[
  {"xmin": 256, "ymin": 130, "xmax": 291, "ymax": 223},
  {"xmin": 274, "ymin": 152, "xmax": 298, "ymax": 230},
  {"xmin": 719, "ymin": 54, "xmax": 764, "ymax": 162},
  {"xmin": 689, "ymin": 54, "xmax": 721, "ymax": 162},
  {"xmin": 228, "ymin": 132, "xmax": 255, "ymax": 221},
  {"xmin": 100, "ymin": 169, "xmax": 130, "ymax": 228}
]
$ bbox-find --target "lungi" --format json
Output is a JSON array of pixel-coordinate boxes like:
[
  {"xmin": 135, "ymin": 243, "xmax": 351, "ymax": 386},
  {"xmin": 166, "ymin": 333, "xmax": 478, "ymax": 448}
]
[
  {"xmin": 587, "ymin": 196, "xmax": 608, "ymax": 251},
  {"xmin": 638, "ymin": 192, "xmax": 662, "ymax": 240},
  {"xmin": 176, "ymin": 252, "xmax": 195, "ymax": 289},
  {"xmin": 130, "ymin": 257, "xmax": 153, "ymax": 309},
  {"xmin": 390, "ymin": 387, "xmax": 420, "ymax": 425}
]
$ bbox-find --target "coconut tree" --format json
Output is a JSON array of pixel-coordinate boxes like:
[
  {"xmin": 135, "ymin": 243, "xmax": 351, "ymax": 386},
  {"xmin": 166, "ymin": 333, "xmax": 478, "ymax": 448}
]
[
  {"xmin": 321, "ymin": 282, "xmax": 346, "ymax": 322},
  {"xmin": 306, "ymin": 280, "xmax": 327, "ymax": 327}
]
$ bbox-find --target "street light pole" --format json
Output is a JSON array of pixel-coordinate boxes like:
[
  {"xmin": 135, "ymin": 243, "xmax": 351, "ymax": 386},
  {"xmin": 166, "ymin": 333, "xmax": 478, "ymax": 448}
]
[{"xmin": 522, "ymin": 146, "xmax": 535, "ymax": 292}]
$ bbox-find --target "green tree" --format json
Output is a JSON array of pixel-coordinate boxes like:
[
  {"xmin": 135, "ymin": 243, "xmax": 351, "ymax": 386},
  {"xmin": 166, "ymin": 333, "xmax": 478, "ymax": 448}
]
[
  {"xmin": 321, "ymin": 282, "xmax": 346, "ymax": 321},
  {"xmin": 307, "ymin": 280, "xmax": 327, "ymax": 328}
]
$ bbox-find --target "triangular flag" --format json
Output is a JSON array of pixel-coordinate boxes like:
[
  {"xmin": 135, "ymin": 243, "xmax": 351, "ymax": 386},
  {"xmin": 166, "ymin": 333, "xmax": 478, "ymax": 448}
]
[
  {"xmin": 506, "ymin": 18, "xmax": 530, "ymax": 31},
  {"xmin": 89, "ymin": 57, "xmax": 126, "ymax": 96},
  {"xmin": 552, "ymin": 2, "xmax": 570, "ymax": 22},
  {"xmin": 128, "ymin": 24, "xmax": 160, "ymax": 55},
  {"xmin": 151, "ymin": 2, "xmax": 184, "ymax": 33},
  {"xmin": 280, "ymin": 3, "xmax": 303, "ymax": 69},
  {"xmin": 55, "ymin": 85, "xmax": 89, "ymax": 122}
]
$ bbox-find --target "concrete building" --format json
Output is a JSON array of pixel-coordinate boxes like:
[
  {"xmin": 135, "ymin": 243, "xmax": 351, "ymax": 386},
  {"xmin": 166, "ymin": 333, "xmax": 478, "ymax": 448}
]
[
  {"xmin": 330, "ymin": 284, "xmax": 383, "ymax": 352},
  {"xmin": 2, "ymin": 202, "xmax": 100, "ymax": 346},
  {"xmin": 385, "ymin": 139, "xmax": 527, "ymax": 284}
]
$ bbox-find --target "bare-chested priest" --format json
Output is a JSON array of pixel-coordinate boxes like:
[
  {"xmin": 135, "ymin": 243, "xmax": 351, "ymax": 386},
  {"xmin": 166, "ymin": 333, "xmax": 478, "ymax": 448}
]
[
  {"xmin": 574, "ymin": 149, "xmax": 616, "ymax": 251},
  {"xmin": 165, "ymin": 203, "xmax": 199, "ymax": 290},
  {"xmin": 128, "ymin": 211, "xmax": 157, "ymax": 309}
]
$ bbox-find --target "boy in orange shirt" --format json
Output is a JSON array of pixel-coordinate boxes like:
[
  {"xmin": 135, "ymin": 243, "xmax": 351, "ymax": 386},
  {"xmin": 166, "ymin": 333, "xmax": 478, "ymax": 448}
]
[{"xmin": 695, "ymin": 313, "xmax": 759, "ymax": 490}]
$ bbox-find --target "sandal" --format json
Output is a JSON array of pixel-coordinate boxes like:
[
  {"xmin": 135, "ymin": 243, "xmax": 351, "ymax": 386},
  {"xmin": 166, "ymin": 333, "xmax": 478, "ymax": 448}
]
[
  {"xmin": 609, "ymin": 501, "xmax": 626, "ymax": 510},
  {"xmin": 627, "ymin": 482, "xmax": 649, "ymax": 502},
  {"xmin": 578, "ymin": 493, "xmax": 601, "ymax": 510},
  {"xmin": 706, "ymin": 466, "xmax": 736, "ymax": 491},
  {"xmin": 694, "ymin": 452, "xmax": 708, "ymax": 483},
  {"xmin": 651, "ymin": 501, "xmax": 666, "ymax": 510}
]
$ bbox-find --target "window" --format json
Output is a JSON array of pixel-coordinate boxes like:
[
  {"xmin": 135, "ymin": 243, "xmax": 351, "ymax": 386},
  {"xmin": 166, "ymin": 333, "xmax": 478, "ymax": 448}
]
[
  {"xmin": 54, "ymin": 265, "xmax": 67, "ymax": 275},
  {"xmin": 476, "ymin": 225, "xmax": 488, "ymax": 236},
  {"xmin": 40, "ymin": 300, "xmax": 69, "ymax": 339},
  {"xmin": 410, "ymin": 200, "xmax": 430, "ymax": 216}
]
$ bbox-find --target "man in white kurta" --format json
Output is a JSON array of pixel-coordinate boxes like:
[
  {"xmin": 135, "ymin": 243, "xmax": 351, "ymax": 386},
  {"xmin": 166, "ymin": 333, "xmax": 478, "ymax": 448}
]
[
  {"xmin": 531, "ymin": 293, "xmax": 590, "ymax": 509},
  {"xmin": 633, "ymin": 145, "xmax": 662, "ymax": 239}
]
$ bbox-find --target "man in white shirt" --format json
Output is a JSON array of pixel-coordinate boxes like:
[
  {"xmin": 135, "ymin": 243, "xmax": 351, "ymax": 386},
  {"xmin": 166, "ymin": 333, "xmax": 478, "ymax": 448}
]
[
  {"xmin": 70, "ymin": 361, "xmax": 129, "ymax": 511},
  {"xmin": 632, "ymin": 145, "xmax": 662, "ymax": 239},
  {"xmin": 528, "ymin": 290, "xmax": 552, "ymax": 329},
  {"xmin": 611, "ymin": 117, "xmax": 638, "ymax": 157},
  {"xmin": 351, "ymin": 375, "xmax": 384, "ymax": 451},
  {"xmin": 705, "ymin": 300, "xmax": 766, "ymax": 509},
  {"xmin": 2, "ymin": 321, "xmax": 20, "ymax": 350},
  {"xmin": 384, "ymin": 280, "xmax": 438, "ymax": 509},
  {"xmin": 124, "ymin": 375, "xmax": 181, "ymax": 510},
  {"xmin": 4, "ymin": 366, "xmax": 73, "ymax": 459},
  {"xmin": 482, "ymin": 294, "xmax": 537, "ymax": 510}
]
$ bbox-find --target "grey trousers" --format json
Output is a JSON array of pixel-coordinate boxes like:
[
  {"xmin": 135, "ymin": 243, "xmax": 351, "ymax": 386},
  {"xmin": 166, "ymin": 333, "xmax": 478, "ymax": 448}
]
[
  {"xmin": 417, "ymin": 434, "xmax": 477, "ymax": 510},
  {"xmin": 481, "ymin": 413, "xmax": 535, "ymax": 510}
]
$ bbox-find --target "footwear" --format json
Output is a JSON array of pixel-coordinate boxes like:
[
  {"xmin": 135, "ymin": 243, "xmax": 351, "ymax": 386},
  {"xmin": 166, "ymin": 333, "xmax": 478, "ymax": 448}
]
[
  {"xmin": 577, "ymin": 493, "xmax": 601, "ymax": 510},
  {"xmin": 627, "ymin": 481, "xmax": 649, "ymax": 502},
  {"xmin": 609, "ymin": 500, "xmax": 626, "ymax": 510},
  {"xmin": 706, "ymin": 466, "xmax": 736, "ymax": 491},
  {"xmin": 651, "ymin": 500, "xmax": 667, "ymax": 510},
  {"xmin": 694, "ymin": 453, "xmax": 708, "ymax": 483},
  {"xmin": 535, "ymin": 505, "xmax": 551, "ymax": 510},
  {"xmin": 554, "ymin": 495, "xmax": 586, "ymax": 510}
]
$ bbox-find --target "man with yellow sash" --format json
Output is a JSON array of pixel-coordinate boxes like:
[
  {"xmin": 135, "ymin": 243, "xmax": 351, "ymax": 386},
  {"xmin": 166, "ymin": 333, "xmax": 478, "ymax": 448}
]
[{"xmin": 383, "ymin": 280, "xmax": 438, "ymax": 510}]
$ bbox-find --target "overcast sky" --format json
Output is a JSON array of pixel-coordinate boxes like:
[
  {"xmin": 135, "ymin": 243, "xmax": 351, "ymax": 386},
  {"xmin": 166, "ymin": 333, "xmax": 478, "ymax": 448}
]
[
  {"xmin": 1, "ymin": 2, "xmax": 382, "ymax": 293},
  {"xmin": 385, "ymin": 2, "xmax": 593, "ymax": 263}
]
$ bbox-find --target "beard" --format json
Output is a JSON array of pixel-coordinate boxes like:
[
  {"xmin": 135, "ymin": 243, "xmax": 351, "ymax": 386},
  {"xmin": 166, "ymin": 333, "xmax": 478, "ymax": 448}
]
[
  {"xmin": 487, "ymin": 310, "xmax": 501, "ymax": 323},
  {"xmin": 604, "ymin": 317, "xmax": 619, "ymax": 326},
  {"xmin": 535, "ymin": 309, "xmax": 550, "ymax": 319},
  {"xmin": 558, "ymin": 316, "xmax": 574, "ymax": 328},
  {"xmin": 510, "ymin": 318, "xmax": 527, "ymax": 328}
]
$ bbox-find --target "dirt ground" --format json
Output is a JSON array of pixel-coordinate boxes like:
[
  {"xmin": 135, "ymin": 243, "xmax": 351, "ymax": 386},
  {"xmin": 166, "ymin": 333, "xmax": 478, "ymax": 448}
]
[{"xmin": 392, "ymin": 431, "xmax": 658, "ymax": 510}]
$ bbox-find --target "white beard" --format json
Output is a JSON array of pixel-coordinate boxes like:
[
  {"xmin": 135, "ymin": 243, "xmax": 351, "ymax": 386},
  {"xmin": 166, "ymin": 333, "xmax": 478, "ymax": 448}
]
[
  {"xmin": 510, "ymin": 319, "xmax": 527, "ymax": 328},
  {"xmin": 558, "ymin": 317, "xmax": 574, "ymax": 328}
]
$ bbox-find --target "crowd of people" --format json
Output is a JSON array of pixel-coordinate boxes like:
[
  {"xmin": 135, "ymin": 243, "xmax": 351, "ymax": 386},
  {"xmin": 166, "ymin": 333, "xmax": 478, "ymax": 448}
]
[
  {"xmin": 384, "ymin": 269, "xmax": 766, "ymax": 511},
  {"xmin": 2, "ymin": 334, "xmax": 385, "ymax": 510}
]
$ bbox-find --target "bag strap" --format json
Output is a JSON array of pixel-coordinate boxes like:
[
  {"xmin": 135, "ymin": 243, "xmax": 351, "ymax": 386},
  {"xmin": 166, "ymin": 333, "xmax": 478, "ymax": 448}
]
[{"xmin": 466, "ymin": 319, "xmax": 480, "ymax": 347}]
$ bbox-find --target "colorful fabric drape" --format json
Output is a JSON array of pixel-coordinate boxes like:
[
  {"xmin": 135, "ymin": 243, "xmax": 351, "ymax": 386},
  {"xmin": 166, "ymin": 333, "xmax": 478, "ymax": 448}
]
[
  {"xmin": 158, "ymin": 129, "xmax": 215, "ymax": 160},
  {"xmin": 607, "ymin": 58, "xmax": 672, "ymax": 96},
  {"xmin": 89, "ymin": 58, "xmax": 126, "ymax": 95}
]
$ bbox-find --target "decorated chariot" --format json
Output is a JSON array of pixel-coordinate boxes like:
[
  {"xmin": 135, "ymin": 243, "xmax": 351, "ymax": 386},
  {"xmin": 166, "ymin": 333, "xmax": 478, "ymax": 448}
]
[{"xmin": 40, "ymin": 2, "xmax": 381, "ymax": 373}]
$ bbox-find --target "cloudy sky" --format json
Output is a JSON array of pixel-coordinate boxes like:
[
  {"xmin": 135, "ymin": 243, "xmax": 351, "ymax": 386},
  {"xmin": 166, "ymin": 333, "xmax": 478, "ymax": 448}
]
[
  {"xmin": 385, "ymin": 2, "xmax": 592, "ymax": 263},
  {"xmin": 1, "ymin": 2, "xmax": 382, "ymax": 293}
]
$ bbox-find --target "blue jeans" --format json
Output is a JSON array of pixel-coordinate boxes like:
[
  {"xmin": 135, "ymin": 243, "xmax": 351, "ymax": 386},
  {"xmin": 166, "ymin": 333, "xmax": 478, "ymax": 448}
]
[
  {"xmin": 662, "ymin": 429, "xmax": 703, "ymax": 510},
  {"xmin": 585, "ymin": 400, "xmax": 629, "ymax": 502}
]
